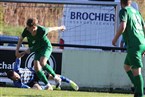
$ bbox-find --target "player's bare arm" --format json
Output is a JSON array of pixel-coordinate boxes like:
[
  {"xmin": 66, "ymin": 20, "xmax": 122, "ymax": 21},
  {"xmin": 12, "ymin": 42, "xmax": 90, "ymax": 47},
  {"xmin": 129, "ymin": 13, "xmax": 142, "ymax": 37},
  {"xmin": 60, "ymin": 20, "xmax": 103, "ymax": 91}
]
[
  {"xmin": 112, "ymin": 21, "xmax": 126, "ymax": 46},
  {"xmin": 16, "ymin": 36, "xmax": 24, "ymax": 58},
  {"xmin": 48, "ymin": 25, "xmax": 66, "ymax": 32}
]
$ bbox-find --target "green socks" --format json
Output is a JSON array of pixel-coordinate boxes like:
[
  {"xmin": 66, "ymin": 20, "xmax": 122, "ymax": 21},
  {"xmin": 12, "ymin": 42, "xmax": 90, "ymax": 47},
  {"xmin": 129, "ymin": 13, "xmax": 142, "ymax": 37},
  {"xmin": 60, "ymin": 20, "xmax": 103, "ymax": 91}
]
[
  {"xmin": 36, "ymin": 64, "xmax": 56, "ymax": 85},
  {"xmin": 134, "ymin": 75, "xmax": 144, "ymax": 97},
  {"xmin": 36, "ymin": 70, "xmax": 48, "ymax": 85},
  {"xmin": 43, "ymin": 64, "xmax": 56, "ymax": 77},
  {"xmin": 127, "ymin": 70, "xmax": 135, "ymax": 86},
  {"xmin": 127, "ymin": 71, "xmax": 144, "ymax": 97}
]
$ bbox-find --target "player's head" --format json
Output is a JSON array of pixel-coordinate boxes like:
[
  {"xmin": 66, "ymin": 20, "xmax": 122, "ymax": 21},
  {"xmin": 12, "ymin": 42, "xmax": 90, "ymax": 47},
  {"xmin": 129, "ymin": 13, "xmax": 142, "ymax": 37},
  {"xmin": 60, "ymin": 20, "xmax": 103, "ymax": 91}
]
[
  {"xmin": 26, "ymin": 18, "xmax": 38, "ymax": 32},
  {"xmin": 120, "ymin": 0, "xmax": 132, "ymax": 7},
  {"xmin": 7, "ymin": 70, "xmax": 20, "ymax": 81}
]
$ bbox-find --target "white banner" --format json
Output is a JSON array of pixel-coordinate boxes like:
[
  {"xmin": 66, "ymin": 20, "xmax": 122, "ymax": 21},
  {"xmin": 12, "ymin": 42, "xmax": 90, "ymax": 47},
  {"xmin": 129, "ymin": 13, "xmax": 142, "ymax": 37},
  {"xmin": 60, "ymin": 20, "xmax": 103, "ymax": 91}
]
[{"xmin": 61, "ymin": 5, "xmax": 116, "ymax": 46}]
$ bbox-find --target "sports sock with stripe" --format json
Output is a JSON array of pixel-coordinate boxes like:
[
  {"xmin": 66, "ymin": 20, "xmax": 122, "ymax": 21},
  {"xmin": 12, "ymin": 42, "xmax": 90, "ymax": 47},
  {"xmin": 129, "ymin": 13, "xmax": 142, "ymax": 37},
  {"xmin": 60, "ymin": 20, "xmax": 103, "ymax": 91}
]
[{"xmin": 60, "ymin": 75, "xmax": 70, "ymax": 83}]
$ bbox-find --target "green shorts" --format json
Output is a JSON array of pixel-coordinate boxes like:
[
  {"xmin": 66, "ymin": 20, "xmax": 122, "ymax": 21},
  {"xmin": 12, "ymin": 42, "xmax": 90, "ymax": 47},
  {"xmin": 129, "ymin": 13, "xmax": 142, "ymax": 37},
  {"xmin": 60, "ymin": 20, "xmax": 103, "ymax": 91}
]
[
  {"xmin": 124, "ymin": 45, "xmax": 145, "ymax": 69},
  {"xmin": 34, "ymin": 46, "xmax": 52, "ymax": 60}
]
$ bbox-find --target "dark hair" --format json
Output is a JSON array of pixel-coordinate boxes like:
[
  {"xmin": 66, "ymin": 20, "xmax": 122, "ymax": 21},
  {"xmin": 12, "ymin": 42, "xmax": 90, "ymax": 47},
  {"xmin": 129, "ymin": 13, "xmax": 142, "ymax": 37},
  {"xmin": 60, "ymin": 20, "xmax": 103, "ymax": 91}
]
[
  {"xmin": 26, "ymin": 18, "xmax": 37, "ymax": 27},
  {"xmin": 121, "ymin": 0, "xmax": 132, "ymax": 5},
  {"xmin": 6, "ymin": 70, "xmax": 14, "ymax": 80}
]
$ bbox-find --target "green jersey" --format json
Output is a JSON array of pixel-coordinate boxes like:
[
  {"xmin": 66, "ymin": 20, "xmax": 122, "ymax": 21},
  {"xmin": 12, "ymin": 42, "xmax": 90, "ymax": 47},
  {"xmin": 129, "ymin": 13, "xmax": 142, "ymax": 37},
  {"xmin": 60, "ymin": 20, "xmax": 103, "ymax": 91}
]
[
  {"xmin": 119, "ymin": 6, "xmax": 145, "ymax": 49},
  {"xmin": 22, "ymin": 25, "xmax": 52, "ymax": 52}
]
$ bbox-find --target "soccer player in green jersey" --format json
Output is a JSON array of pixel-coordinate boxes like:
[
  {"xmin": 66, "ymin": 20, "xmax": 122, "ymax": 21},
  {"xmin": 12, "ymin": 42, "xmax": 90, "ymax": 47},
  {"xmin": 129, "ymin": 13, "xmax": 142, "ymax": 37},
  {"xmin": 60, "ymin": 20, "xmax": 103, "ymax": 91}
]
[
  {"xmin": 112, "ymin": 0, "xmax": 145, "ymax": 97},
  {"xmin": 16, "ymin": 18, "xmax": 65, "ymax": 90}
]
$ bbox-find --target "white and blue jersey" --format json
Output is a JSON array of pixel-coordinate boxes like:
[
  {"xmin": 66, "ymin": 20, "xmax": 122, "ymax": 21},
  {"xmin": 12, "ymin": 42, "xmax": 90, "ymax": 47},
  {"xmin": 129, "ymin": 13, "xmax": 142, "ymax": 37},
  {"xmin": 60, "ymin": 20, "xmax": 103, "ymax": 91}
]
[{"xmin": 13, "ymin": 58, "xmax": 37, "ymax": 88}]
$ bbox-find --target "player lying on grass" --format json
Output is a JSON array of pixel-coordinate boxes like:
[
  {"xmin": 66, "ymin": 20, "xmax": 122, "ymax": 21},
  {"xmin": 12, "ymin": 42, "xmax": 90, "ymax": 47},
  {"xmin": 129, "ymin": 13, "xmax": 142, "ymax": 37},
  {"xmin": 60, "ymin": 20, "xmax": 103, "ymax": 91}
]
[{"xmin": 7, "ymin": 56, "xmax": 79, "ymax": 91}]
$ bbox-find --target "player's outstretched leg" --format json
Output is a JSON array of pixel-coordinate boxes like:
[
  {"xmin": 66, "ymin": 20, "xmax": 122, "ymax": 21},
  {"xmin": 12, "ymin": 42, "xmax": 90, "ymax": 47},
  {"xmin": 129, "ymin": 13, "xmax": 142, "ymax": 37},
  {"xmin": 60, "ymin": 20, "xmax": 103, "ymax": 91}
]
[
  {"xmin": 70, "ymin": 80, "xmax": 79, "ymax": 91},
  {"xmin": 60, "ymin": 75, "xmax": 79, "ymax": 91}
]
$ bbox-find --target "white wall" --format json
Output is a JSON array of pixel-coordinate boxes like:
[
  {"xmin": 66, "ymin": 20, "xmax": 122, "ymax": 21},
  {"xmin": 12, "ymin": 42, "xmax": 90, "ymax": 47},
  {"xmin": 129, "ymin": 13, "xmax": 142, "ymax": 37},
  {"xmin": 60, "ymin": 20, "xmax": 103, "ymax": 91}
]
[{"xmin": 61, "ymin": 49, "xmax": 145, "ymax": 89}]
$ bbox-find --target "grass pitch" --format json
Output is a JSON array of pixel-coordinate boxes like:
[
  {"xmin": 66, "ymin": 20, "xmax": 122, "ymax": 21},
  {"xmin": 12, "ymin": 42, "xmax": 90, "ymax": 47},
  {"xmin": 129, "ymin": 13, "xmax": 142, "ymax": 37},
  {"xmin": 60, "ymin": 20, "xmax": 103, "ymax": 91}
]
[{"xmin": 0, "ymin": 87, "xmax": 133, "ymax": 97}]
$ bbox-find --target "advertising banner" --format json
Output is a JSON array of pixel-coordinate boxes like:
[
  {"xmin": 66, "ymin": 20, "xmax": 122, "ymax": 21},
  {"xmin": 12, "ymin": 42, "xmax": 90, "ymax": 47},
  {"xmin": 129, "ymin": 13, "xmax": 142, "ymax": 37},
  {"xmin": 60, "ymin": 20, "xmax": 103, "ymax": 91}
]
[{"xmin": 61, "ymin": 5, "xmax": 116, "ymax": 47}]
